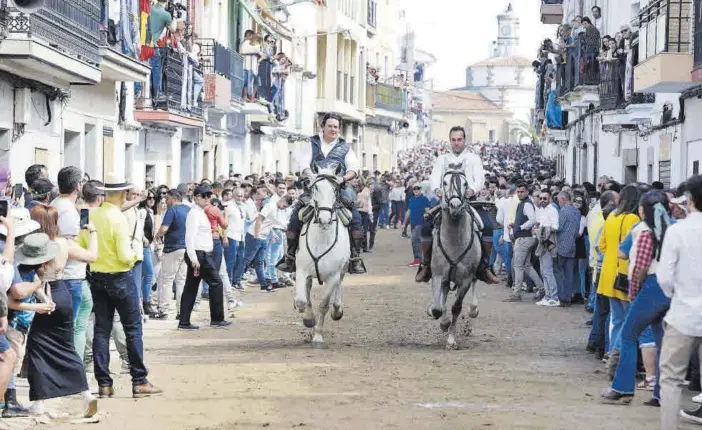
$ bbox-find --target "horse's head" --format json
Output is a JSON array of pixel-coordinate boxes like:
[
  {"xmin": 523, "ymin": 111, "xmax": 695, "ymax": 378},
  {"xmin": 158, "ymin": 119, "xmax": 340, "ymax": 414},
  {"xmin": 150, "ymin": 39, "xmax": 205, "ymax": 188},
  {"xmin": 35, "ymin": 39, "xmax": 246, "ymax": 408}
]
[
  {"xmin": 442, "ymin": 164, "xmax": 468, "ymax": 220},
  {"xmin": 309, "ymin": 163, "xmax": 342, "ymax": 227}
]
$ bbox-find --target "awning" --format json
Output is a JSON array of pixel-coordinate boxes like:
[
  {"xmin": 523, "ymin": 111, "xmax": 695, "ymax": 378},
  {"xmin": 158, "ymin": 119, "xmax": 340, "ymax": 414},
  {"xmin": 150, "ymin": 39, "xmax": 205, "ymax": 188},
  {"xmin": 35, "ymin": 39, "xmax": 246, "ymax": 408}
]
[{"xmin": 239, "ymin": 0, "xmax": 277, "ymax": 37}]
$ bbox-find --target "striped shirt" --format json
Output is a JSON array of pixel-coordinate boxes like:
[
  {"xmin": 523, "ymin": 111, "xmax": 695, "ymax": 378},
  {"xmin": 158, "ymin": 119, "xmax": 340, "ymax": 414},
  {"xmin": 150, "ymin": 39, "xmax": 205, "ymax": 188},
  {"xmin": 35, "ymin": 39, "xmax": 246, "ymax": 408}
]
[{"xmin": 556, "ymin": 204, "xmax": 581, "ymax": 258}]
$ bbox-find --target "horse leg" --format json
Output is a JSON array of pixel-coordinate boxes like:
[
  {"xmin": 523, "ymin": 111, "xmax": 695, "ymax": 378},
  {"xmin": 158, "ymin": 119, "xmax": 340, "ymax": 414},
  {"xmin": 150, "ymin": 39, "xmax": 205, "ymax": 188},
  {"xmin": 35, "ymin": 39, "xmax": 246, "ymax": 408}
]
[
  {"xmin": 313, "ymin": 273, "xmax": 339, "ymax": 346},
  {"xmin": 294, "ymin": 269, "xmax": 309, "ymax": 313},
  {"xmin": 469, "ymin": 280, "xmax": 479, "ymax": 318},
  {"xmin": 446, "ymin": 281, "xmax": 472, "ymax": 350},
  {"xmin": 302, "ymin": 277, "xmax": 316, "ymax": 329},
  {"xmin": 330, "ymin": 280, "xmax": 343, "ymax": 321},
  {"xmin": 438, "ymin": 281, "xmax": 451, "ymax": 333},
  {"xmin": 429, "ymin": 274, "xmax": 444, "ymax": 320}
]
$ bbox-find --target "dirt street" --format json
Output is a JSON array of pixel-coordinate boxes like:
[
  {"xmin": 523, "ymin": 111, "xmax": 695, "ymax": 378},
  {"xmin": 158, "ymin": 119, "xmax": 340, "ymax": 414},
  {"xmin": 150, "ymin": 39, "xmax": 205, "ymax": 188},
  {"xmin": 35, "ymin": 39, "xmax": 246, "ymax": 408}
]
[{"xmin": 25, "ymin": 231, "xmax": 700, "ymax": 429}]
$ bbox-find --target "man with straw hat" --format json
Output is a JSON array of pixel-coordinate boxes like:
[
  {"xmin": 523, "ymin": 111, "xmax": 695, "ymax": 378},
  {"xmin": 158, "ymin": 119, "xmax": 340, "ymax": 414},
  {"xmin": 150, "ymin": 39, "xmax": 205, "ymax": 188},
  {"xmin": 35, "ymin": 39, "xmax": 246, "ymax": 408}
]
[{"xmin": 89, "ymin": 173, "xmax": 161, "ymax": 398}]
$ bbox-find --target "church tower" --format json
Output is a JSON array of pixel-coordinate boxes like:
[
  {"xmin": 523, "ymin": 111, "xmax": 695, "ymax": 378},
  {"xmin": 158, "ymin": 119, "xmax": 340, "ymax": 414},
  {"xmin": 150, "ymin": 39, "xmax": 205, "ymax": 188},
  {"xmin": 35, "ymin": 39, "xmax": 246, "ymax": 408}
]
[{"xmin": 495, "ymin": 3, "xmax": 520, "ymax": 57}]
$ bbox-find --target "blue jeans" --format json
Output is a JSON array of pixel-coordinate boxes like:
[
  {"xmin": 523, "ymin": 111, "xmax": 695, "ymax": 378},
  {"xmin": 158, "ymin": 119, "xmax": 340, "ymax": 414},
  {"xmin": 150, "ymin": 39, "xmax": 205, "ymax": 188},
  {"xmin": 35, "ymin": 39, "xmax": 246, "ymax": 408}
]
[
  {"xmin": 132, "ymin": 261, "xmax": 143, "ymax": 303},
  {"xmin": 503, "ymin": 241, "xmax": 513, "ymax": 274},
  {"xmin": 611, "ymin": 275, "xmax": 669, "ymax": 399},
  {"xmin": 554, "ymin": 255, "xmax": 575, "ymax": 303},
  {"xmin": 588, "ymin": 294, "xmax": 611, "ymax": 352},
  {"xmin": 266, "ymin": 230, "xmax": 285, "ymax": 283},
  {"xmin": 378, "ymin": 203, "xmax": 389, "ymax": 226},
  {"xmin": 64, "ymin": 279, "xmax": 83, "ymax": 324},
  {"xmin": 224, "ymin": 237, "xmax": 245, "ymax": 284},
  {"xmin": 244, "ymin": 70, "xmax": 256, "ymax": 98},
  {"xmin": 150, "ymin": 47, "xmax": 163, "ymax": 98},
  {"xmin": 576, "ymin": 258, "xmax": 588, "ymax": 298},
  {"xmin": 141, "ymin": 247, "xmax": 154, "ymax": 306},
  {"xmin": 609, "ymin": 297, "xmax": 631, "ymax": 353},
  {"xmin": 491, "ymin": 229, "xmax": 504, "ymax": 265},
  {"xmin": 232, "ymin": 233, "xmax": 268, "ymax": 285},
  {"xmin": 90, "ymin": 270, "xmax": 148, "ymax": 387}
]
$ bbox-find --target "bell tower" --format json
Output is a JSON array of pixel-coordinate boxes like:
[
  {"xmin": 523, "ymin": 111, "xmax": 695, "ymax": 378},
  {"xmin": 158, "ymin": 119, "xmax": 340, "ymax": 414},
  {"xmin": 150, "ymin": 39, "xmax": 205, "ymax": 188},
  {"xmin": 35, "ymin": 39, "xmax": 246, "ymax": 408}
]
[{"xmin": 496, "ymin": 3, "xmax": 520, "ymax": 57}]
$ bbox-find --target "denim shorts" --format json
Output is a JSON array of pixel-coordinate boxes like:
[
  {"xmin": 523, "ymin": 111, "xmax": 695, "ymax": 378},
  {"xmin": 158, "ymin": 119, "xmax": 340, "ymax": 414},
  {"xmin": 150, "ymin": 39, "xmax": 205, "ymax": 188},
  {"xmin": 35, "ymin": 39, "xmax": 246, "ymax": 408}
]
[
  {"xmin": 0, "ymin": 334, "xmax": 10, "ymax": 353},
  {"xmin": 639, "ymin": 325, "xmax": 656, "ymax": 349}
]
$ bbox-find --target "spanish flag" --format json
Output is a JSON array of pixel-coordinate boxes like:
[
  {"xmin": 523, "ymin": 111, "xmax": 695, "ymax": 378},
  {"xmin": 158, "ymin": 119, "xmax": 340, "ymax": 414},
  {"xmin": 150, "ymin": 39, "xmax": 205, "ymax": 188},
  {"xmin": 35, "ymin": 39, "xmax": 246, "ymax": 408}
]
[{"xmin": 140, "ymin": 0, "xmax": 154, "ymax": 61}]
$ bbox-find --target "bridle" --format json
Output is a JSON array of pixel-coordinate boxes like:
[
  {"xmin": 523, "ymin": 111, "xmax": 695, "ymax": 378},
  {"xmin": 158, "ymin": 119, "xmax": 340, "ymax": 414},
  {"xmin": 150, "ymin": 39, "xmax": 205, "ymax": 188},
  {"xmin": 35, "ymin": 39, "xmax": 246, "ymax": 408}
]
[
  {"xmin": 301, "ymin": 173, "xmax": 343, "ymax": 284},
  {"xmin": 443, "ymin": 168, "xmax": 468, "ymax": 212}
]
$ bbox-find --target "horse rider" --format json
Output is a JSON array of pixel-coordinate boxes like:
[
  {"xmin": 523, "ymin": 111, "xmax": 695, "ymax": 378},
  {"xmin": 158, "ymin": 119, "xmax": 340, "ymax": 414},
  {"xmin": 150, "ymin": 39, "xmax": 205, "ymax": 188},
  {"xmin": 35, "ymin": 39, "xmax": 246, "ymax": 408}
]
[
  {"xmin": 276, "ymin": 112, "xmax": 367, "ymax": 275},
  {"xmin": 415, "ymin": 126, "xmax": 499, "ymax": 284}
]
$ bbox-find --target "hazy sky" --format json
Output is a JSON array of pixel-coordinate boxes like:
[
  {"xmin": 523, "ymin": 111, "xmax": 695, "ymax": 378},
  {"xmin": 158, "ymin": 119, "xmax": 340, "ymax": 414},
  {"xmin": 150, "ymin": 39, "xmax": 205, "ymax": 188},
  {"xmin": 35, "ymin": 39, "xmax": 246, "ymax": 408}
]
[{"xmin": 402, "ymin": 0, "xmax": 554, "ymax": 90}]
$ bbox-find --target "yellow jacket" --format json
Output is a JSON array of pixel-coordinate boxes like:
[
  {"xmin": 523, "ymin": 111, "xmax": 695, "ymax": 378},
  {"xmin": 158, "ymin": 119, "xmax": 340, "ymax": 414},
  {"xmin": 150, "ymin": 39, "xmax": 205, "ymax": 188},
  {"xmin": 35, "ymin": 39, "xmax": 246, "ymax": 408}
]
[{"xmin": 596, "ymin": 212, "xmax": 640, "ymax": 301}]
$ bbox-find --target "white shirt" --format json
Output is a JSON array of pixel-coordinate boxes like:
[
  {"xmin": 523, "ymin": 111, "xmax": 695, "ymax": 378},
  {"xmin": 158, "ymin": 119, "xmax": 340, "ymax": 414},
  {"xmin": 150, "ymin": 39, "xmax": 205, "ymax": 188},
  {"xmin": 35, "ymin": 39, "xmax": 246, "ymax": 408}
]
[
  {"xmin": 536, "ymin": 204, "xmax": 559, "ymax": 231},
  {"xmin": 247, "ymin": 200, "xmax": 285, "ymax": 239},
  {"xmin": 224, "ymin": 200, "xmax": 246, "ymax": 242},
  {"xmin": 389, "ymin": 187, "xmax": 405, "ymax": 202},
  {"xmin": 294, "ymin": 135, "xmax": 360, "ymax": 175},
  {"xmin": 429, "ymin": 149, "xmax": 485, "ymax": 195},
  {"xmin": 243, "ymin": 198, "xmax": 258, "ymax": 224},
  {"xmin": 185, "ymin": 205, "xmax": 213, "ymax": 263},
  {"xmin": 657, "ymin": 212, "xmax": 702, "ymax": 337},
  {"xmin": 123, "ymin": 206, "xmax": 146, "ymax": 261}
]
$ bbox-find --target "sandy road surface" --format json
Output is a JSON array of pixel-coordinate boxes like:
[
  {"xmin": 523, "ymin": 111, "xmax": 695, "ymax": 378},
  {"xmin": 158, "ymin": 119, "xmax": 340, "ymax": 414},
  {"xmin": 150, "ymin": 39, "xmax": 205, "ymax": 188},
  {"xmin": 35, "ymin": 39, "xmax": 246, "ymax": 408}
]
[{"xmin": 21, "ymin": 230, "xmax": 701, "ymax": 429}]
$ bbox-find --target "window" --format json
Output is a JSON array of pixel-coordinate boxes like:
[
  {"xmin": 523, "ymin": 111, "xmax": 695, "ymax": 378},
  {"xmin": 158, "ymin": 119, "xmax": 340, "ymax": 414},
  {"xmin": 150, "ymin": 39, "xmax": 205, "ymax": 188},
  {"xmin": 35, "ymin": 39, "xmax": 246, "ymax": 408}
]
[
  {"xmin": 384, "ymin": 56, "xmax": 389, "ymax": 78},
  {"xmin": 488, "ymin": 129, "xmax": 495, "ymax": 143}
]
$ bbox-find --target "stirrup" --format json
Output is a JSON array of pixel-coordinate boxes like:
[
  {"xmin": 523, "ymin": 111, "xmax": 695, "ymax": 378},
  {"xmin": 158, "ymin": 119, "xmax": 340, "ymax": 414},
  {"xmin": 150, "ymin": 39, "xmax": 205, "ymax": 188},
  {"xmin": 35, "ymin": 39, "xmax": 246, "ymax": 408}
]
[
  {"xmin": 276, "ymin": 255, "xmax": 296, "ymax": 273},
  {"xmin": 348, "ymin": 259, "xmax": 367, "ymax": 274},
  {"xmin": 476, "ymin": 261, "xmax": 498, "ymax": 284}
]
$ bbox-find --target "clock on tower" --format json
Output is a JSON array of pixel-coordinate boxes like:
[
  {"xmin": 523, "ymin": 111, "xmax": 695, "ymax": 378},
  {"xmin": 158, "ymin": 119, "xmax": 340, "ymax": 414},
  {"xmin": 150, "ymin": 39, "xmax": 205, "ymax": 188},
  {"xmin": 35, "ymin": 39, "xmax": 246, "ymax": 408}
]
[{"xmin": 500, "ymin": 25, "xmax": 512, "ymax": 37}]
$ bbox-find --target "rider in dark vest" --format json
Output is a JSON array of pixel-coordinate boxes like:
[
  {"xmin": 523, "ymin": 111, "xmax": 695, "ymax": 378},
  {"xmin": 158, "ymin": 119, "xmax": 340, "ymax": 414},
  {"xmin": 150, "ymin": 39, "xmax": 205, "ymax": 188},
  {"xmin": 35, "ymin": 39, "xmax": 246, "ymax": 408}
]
[{"xmin": 276, "ymin": 113, "xmax": 366, "ymax": 274}]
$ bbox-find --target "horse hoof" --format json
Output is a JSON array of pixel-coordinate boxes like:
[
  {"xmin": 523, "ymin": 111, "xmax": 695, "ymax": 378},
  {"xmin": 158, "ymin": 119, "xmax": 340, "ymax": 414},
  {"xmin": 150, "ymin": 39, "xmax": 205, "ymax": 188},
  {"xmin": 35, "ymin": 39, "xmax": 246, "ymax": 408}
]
[
  {"xmin": 431, "ymin": 308, "xmax": 443, "ymax": 320},
  {"xmin": 445, "ymin": 341, "xmax": 459, "ymax": 351},
  {"xmin": 469, "ymin": 307, "xmax": 479, "ymax": 318},
  {"xmin": 312, "ymin": 334, "xmax": 325, "ymax": 348},
  {"xmin": 303, "ymin": 317, "xmax": 316, "ymax": 328},
  {"xmin": 331, "ymin": 309, "xmax": 343, "ymax": 321},
  {"xmin": 439, "ymin": 318, "xmax": 450, "ymax": 332}
]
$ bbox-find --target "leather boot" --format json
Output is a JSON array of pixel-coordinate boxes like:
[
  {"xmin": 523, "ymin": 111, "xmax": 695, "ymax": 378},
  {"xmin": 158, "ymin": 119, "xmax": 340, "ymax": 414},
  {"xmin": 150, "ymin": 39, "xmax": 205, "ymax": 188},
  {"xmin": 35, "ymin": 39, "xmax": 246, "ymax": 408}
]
[
  {"xmin": 415, "ymin": 241, "xmax": 433, "ymax": 283},
  {"xmin": 348, "ymin": 235, "xmax": 367, "ymax": 274},
  {"xmin": 2, "ymin": 388, "xmax": 29, "ymax": 418},
  {"xmin": 276, "ymin": 234, "xmax": 298, "ymax": 273},
  {"xmin": 476, "ymin": 241, "xmax": 499, "ymax": 284}
]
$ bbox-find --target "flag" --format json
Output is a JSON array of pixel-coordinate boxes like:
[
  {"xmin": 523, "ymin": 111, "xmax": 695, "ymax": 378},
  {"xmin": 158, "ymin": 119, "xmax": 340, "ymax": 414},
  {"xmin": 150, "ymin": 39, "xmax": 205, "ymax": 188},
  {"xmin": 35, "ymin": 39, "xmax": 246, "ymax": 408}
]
[{"xmin": 140, "ymin": 0, "xmax": 154, "ymax": 61}]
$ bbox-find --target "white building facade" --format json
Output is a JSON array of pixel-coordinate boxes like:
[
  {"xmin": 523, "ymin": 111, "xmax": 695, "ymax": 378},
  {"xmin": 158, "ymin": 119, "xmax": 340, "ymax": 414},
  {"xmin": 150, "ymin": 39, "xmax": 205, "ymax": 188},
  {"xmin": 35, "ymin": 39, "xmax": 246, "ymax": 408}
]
[{"xmin": 538, "ymin": 0, "xmax": 702, "ymax": 187}]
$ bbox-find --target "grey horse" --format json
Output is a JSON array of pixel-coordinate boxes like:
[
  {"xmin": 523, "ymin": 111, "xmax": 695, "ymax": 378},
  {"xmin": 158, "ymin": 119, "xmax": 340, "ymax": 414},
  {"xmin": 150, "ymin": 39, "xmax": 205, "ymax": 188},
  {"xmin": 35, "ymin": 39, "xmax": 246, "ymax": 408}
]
[{"xmin": 428, "ymin": 166, "xmax": 482, "ymax": 350}]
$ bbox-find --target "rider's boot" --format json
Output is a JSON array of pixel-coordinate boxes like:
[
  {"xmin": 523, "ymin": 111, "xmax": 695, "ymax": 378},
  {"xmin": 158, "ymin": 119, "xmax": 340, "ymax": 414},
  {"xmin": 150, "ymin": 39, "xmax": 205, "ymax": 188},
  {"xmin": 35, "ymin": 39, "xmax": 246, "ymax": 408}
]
[
  {"xmin": 276, "ymin": 233, "xmax": 299, "ymax": 273},
  {"xmin": 476, "ymin": 240, "xmax": 499, "ymax": 284},
  {"xmin": 415, "ymin": 241, "xmax": 433, "ymax": 283},
  {"xmin": 348, "ymin": 232, "xmax": 367, "ymax": 274}
]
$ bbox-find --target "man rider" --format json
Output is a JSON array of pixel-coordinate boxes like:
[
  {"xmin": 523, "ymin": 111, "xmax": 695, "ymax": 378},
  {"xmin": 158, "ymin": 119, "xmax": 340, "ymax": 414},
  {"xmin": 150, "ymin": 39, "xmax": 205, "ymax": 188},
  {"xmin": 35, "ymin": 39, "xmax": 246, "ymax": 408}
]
[
  {"xmin": 276, "ymin": 113, "xmax": 366, "ymax": 274},
  {"xmin": 415, "ymin": 126, "xmax": 499, "ymax": 284}
]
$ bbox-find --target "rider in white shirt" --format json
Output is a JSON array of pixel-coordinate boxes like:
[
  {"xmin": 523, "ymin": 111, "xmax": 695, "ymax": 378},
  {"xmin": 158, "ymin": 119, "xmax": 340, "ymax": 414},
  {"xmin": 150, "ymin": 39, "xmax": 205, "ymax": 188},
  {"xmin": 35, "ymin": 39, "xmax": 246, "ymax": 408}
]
[{"xmin": 415, "ymin": 126, "xmax": 499, "ymax": 284}]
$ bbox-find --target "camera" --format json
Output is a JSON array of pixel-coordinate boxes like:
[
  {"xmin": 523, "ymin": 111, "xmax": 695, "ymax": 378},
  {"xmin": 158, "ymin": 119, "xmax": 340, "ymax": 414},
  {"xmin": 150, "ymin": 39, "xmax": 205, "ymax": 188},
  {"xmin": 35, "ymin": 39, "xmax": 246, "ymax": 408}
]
[{"xmin": 166, "ymin": 0, "xmax": 187, "ymax": 19}]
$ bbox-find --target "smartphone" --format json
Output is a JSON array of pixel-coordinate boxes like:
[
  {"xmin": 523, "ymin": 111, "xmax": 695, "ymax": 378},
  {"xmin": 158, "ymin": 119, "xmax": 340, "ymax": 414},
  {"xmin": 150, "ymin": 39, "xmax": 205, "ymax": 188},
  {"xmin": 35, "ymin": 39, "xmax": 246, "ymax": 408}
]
[
  {"xmin": 80, "ymin": 208, "xmax": 89, "ymax": 228},
  {"xmin": 13, "ymin": 184, "xmax": 23, "ymax": 200},
  {"xmin": 0, "ymin": 200, "xmax": 8, "ymax": 218}
]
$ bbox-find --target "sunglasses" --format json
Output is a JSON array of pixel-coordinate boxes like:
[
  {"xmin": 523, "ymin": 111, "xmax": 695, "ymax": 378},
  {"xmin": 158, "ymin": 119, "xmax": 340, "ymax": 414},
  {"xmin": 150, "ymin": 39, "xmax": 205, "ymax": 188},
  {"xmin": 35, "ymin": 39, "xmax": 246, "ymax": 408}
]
[{"xmin": 539, "ymin": 197, "xmax": 549, "ymax": 200}]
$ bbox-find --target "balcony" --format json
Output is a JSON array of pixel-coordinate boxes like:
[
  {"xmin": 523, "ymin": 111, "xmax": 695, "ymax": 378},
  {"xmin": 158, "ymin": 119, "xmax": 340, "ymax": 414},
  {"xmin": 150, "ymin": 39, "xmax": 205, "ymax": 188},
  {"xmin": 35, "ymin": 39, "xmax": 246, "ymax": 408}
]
[
  {"xmin": 556, "ymin": 39, "xmax": 601, "ymax": 108},
  {"xmin": 230, "ymin": 51, "xmax": 245, "ymax": 107},
  {"xmin": 599, "ymin": 61, "xmax": 656, "ymax": 111},
  {"xmin": 0, "ymin": 0, "xmax": 102, "ymax": 87},
  {"xmin": 134, "ymin": 47, "xmax": 205, "ymax": 129},
  {"xmin": 198, "ymin": 38, "xmax": 233, "ymax": 112},
  {"xmin": 540, "ymin": 0, "xmax": 564, "ymax": 25},
  {"xmin": 634, "ymin": 0, "xmax": 696, "ymax": 93},
  {"xmin": 366, "ymin": 82, "xmax": 376, "ymax": 113},
  {"xmin": 375, "ymin": 83, "xmax": 404, "ymax": 112}
]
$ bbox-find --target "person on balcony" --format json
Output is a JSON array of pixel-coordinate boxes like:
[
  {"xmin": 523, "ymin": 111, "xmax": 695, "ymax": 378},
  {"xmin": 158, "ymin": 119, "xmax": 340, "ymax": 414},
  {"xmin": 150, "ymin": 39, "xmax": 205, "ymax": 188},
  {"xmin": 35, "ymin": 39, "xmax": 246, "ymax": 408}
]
[
  {"xmin": 240, "ymin": 31, "xmax": 262, "ymax": 102},
  {"xmin": 150, "ymin": 0, "xmax": 178, "ymax": 101},
  {"xmin": 581, "ymin": 17, "xmax": 601, "ymax": 84}
]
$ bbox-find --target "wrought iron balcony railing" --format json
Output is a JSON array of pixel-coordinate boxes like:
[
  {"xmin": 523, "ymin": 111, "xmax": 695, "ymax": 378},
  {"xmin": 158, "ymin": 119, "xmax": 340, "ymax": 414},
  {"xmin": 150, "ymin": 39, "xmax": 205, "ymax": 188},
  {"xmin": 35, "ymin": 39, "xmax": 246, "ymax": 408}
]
[
  {"xmin": 198, "ymin": 38, "xmax": 232, "ymax": 78},
  {"xmin": 694, "ymin": 0, "xmax": 702, "ymax": 68},
  {"xmin": 375, "ymin": 83, "xmax": 404, "ymax": 112},
  {"xmin": 1, "ymin": 0, "xmax": 102, "ymax": 65},
  {"xmin": 136, "ymin": 47, "xmax": 204, "ymax": 119},
  {"xmin": 230, "ymin": 51, "xmax": 245, "ymax": 103},
  {"xmin": 558, "ymin": 38, "xmax": 600, "ymax": 97}
]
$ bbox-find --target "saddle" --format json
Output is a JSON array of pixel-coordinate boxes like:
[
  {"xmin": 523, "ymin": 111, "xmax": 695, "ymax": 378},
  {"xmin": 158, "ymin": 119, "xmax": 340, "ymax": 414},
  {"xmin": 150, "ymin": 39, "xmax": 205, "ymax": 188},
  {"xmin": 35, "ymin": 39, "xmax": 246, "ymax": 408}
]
[{"xmin": 297, "ymin": 194, "xmax": 353, "ymax": 227}]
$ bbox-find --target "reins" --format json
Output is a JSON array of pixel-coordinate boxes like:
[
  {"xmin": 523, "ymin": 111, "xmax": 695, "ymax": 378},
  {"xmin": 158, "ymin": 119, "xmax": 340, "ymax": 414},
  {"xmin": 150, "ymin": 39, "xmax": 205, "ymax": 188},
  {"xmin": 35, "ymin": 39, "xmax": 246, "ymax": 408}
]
[{"xmin": 301, "ymin": 174, "xmax": 343, "ymax": 285}]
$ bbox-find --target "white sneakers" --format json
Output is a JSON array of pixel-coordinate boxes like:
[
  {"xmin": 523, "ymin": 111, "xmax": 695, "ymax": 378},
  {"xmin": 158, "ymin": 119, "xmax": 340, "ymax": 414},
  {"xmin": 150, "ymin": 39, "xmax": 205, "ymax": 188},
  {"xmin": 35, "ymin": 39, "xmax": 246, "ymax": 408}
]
[
  {"xmin": 693, "ymin": 393, "xmax": 702, "ymax": 404},
  {"xmin": 536, "ymin": 299, "xmax": 560, "ymax": 307}
]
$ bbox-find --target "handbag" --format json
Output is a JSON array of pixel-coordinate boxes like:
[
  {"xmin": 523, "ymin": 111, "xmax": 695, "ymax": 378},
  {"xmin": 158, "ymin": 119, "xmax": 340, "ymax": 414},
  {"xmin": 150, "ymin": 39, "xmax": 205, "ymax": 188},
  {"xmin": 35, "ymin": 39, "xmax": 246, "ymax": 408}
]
[{"xmin": 613, "ymin": 214, "xmax": 630, "ymax": 293}]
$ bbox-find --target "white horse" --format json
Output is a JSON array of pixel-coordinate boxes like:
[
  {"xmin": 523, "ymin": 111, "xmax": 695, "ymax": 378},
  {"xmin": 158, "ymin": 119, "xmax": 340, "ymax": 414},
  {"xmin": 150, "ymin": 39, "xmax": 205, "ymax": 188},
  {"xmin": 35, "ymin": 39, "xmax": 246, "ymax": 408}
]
[
  {"xmin": 294, "ymin": 165, "xmax": 351, "ymax": 347},
  {"xmin": 428, "ymin": 166, "xmax": 481, "ymax": 350}
]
